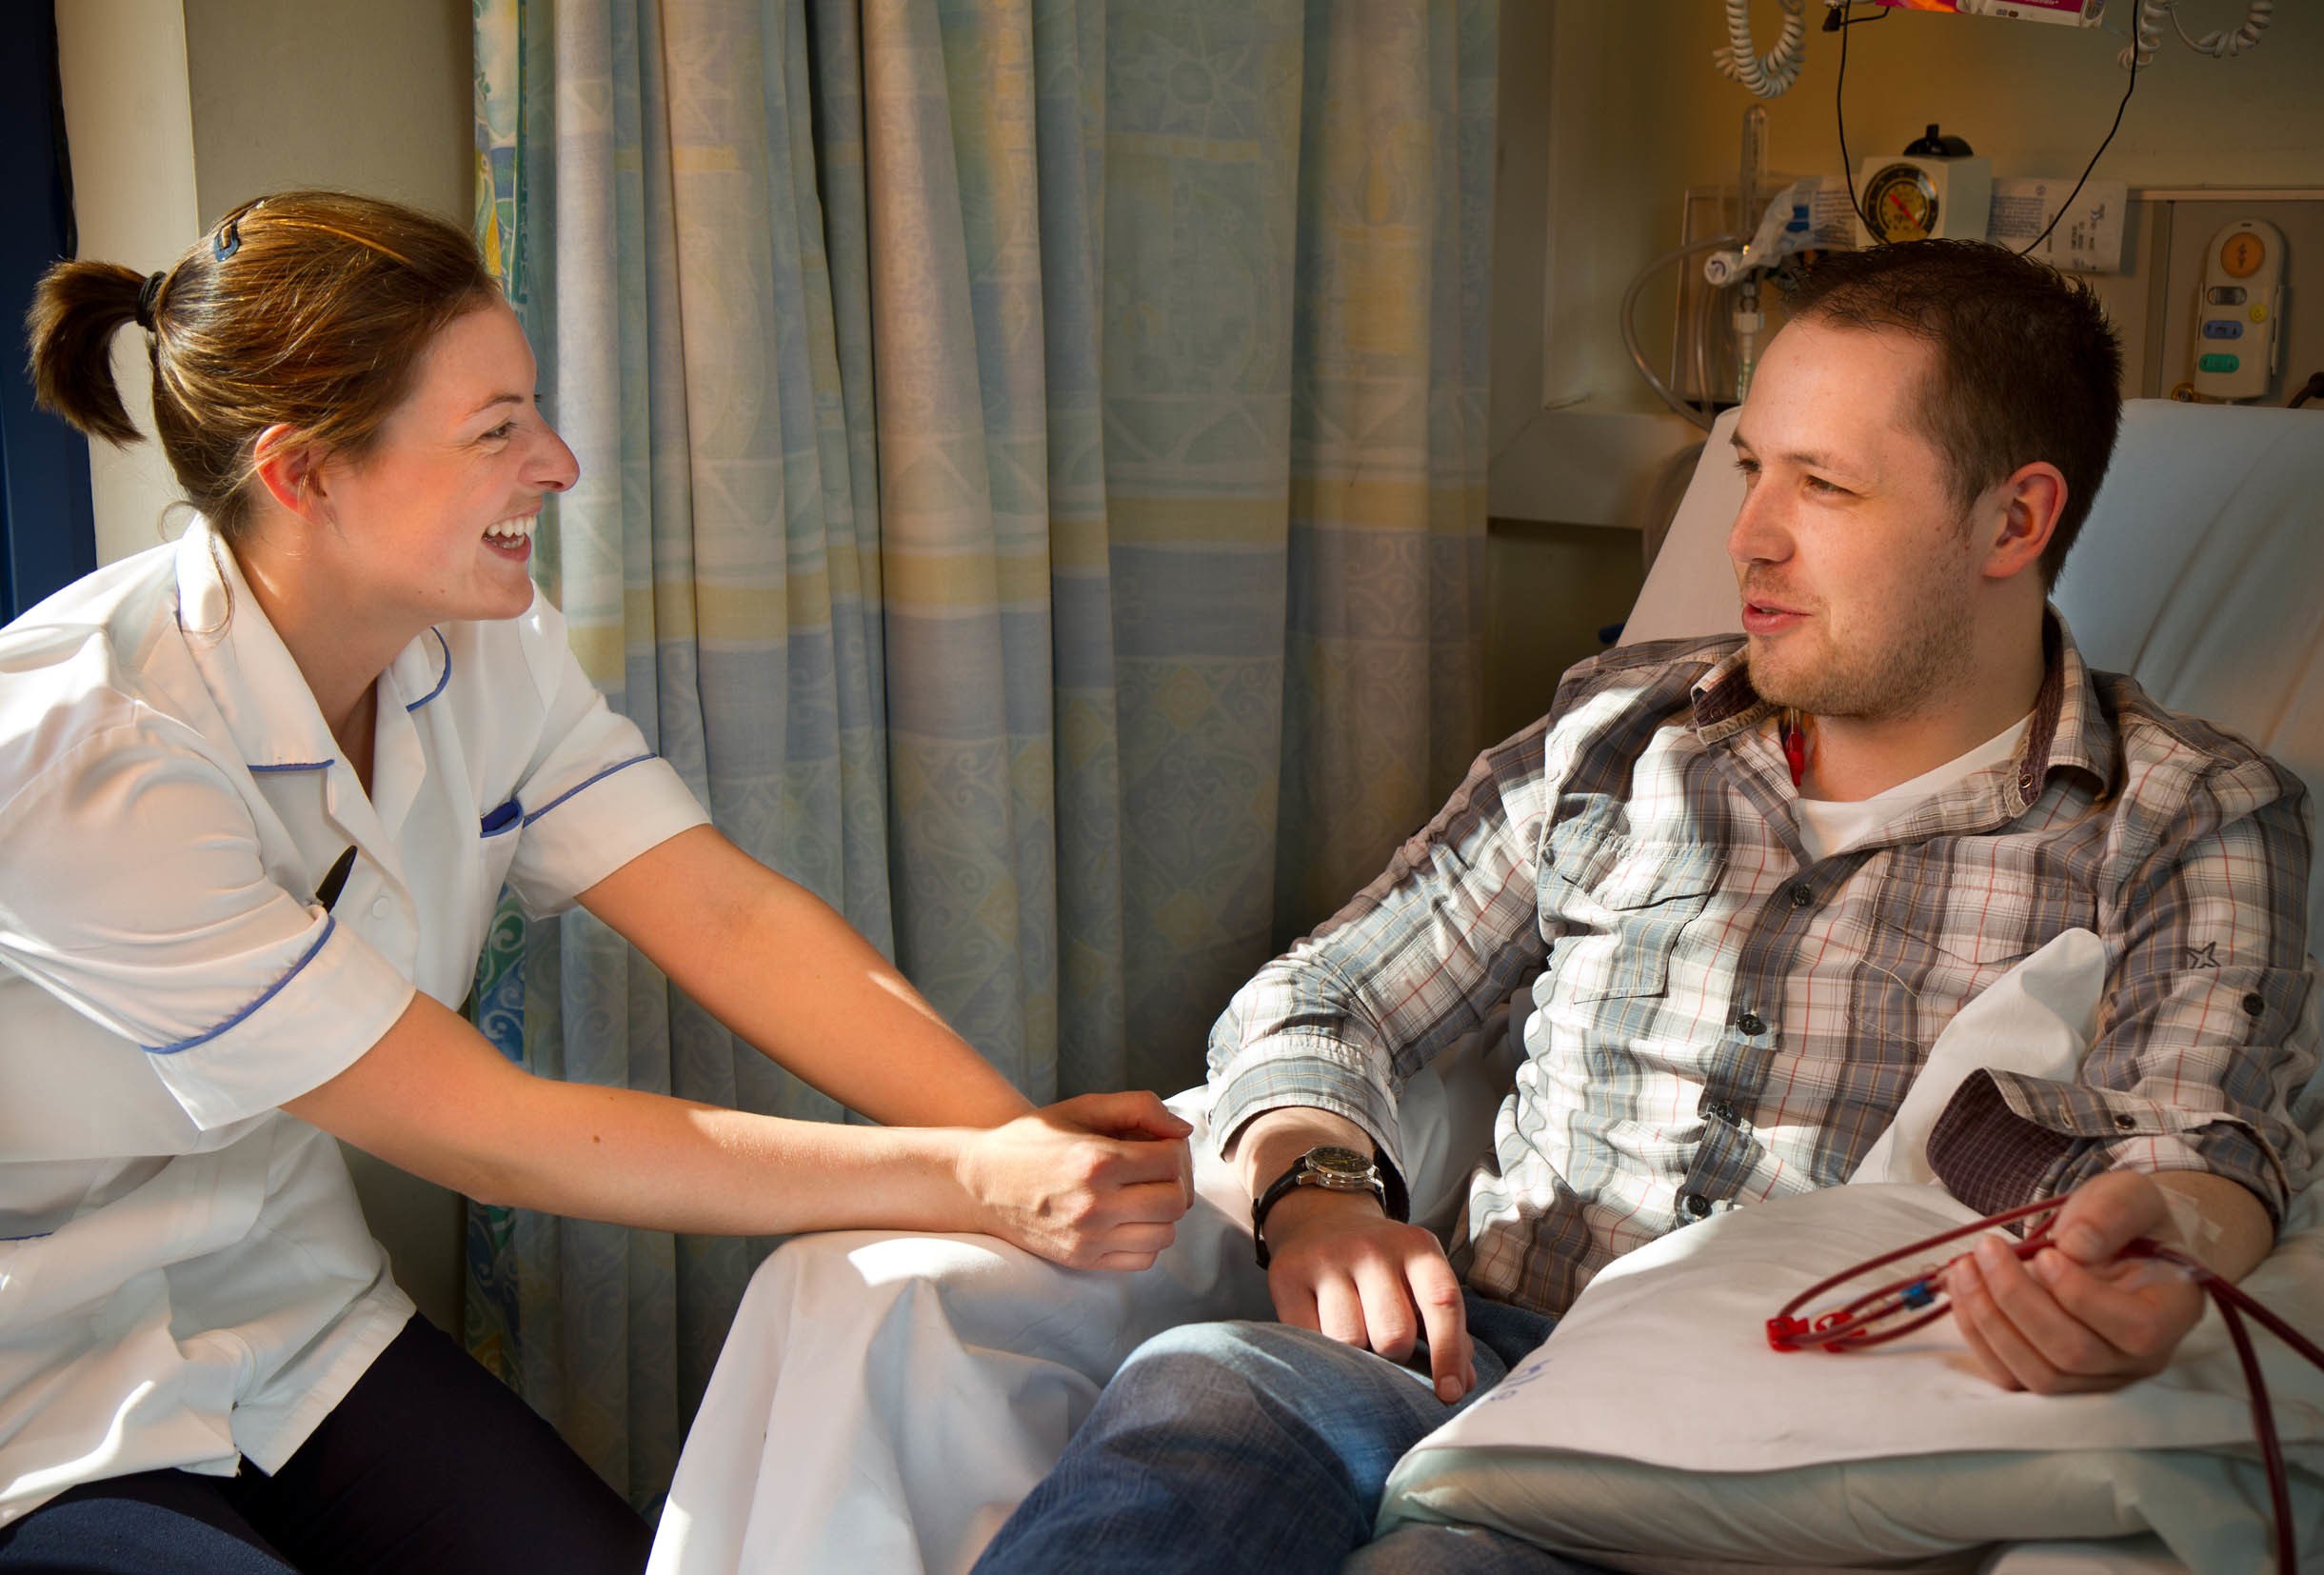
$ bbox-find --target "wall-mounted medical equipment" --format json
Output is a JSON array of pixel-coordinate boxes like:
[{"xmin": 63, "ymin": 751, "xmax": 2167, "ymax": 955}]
[
  {"xmin": 2190, "ymin": 219, "xmax": 2286, "ymax": 401},
  {"xmin": 1854, "ymin": 126, "xmax": 1993, "ymax": 246},
  {"xmin": 1870, "ymin": 0, "xmax": 2106, "ymax": 26}
]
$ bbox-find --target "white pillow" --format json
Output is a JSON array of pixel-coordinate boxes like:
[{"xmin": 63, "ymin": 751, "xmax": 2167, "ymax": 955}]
[{"xmin": 1377, "ymin": 1177, "xmax": 2324, "ymax": 1569}]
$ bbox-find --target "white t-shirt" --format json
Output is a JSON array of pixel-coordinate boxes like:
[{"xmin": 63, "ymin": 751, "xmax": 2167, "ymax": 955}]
[
  {"xmin": 0, "ymin": 519, "xmax": 710, "ymax": 1526},
  {"xmin": 1792, "ymin": 711, "xmax": 2036, "ymax": 864}
]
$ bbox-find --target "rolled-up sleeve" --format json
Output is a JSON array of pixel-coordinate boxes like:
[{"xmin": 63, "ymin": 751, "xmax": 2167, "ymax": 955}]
[
  {"xmin": 0, "ymin": 726, "xmax": 415, "ymax": 1130},
  {"xmin": 499, "ymin": 605, "xmax": 710, "ymax": 918},
  {"xmin": 1207, "ymin": 719, "xmax": 1558, "ymax": 1179},
  {"xmin": 1931, "ymin": 761, "xmax": 2315, "ymax": 1224}
]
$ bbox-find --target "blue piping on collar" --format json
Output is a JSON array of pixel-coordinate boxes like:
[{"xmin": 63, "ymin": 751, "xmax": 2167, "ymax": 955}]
[
  {"xmin": 406, "ymin": 628, "xmax": 451, "ymax": 713},
  {"xmin": 144, "ymin": 915, "xmax": 338, "ymax": 1056},
  {"xmin": 249, "ymin": 760, "xmax": 335, "ymax": 774}
]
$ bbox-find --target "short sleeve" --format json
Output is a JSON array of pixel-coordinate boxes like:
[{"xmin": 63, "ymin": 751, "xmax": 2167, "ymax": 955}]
[
  {"xmin": 0, "ymin": 724, "xmax": 416, "ymax": 1130},
  {"xmin": 499, "ymin": 602, "xmax": 710, "ymax": 918}
]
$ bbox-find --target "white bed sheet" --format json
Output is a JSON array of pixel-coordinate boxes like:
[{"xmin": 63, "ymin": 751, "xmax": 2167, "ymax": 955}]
[{"xmin": 648, "ymin": 399, "xmax": 2324, "ymax": 1573}]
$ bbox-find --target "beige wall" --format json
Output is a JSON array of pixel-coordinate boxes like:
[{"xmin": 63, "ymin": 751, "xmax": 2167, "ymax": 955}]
[
  {"xmin": 183, "ymin": 0, "xmax": 471, "ymax": 227},
  {"xmin": 1484, "ymin": 0, "xmax": 2324, "ymax": 735},
  {"xmin": 1500, "ymin": 0, "xmax": 2324, "ymax": 423},
  {"xmin": 59, "ymin": 0, "xmax": 477, "ymax": 1338},
  {"xmin": 55, "ymin": 2, "xmax": 202, "ymax": 568}
]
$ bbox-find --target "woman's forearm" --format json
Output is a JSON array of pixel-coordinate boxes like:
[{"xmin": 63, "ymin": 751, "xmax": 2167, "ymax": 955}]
[
  {"xmin": 465, "ymin": 1080, "xmax": 987, "ymax": 1236},
  {"xmin": 287, "ymin": 990, "xmax": 1192, "ymax": 1266},
  {"xmin": 579, "ymin": 827, "xmax": 1033, "ymax": 1128}
]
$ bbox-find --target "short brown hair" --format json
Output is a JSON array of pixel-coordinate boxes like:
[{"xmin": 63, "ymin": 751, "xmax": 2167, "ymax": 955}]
[
  {"xmin": 27, "ymin": 190, "xmax": 497, "ymax": 541},
  {"xmin": 1782, "ymin": 240, "xmax": 2122, "ymax": 588}
]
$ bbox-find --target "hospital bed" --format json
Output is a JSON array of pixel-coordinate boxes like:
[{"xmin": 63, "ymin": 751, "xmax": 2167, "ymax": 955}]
[{"xmin": 646, "ymin": 399, "xmax": 2324, "ymax": 1574}]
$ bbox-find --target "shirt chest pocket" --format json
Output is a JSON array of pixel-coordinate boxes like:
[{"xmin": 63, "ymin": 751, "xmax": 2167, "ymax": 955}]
[
  {"xmin": 1540, "ymin": 825, "xmax": 1723, "ymax": 1002},
  {"xmin": 477, "ymin": 795, "xmax": 524, "ymax": 909}
]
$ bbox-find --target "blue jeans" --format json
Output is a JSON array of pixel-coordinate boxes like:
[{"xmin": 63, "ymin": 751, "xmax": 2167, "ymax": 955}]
[{"xmin": 973, "ymin": 1291, "xmax": 1605, "ymax": 1575}]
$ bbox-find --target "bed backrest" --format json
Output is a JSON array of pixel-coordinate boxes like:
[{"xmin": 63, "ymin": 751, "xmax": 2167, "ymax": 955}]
[{"xmin": 1622, "ymin": 399, "xmax": 2324, "ymax": 947}]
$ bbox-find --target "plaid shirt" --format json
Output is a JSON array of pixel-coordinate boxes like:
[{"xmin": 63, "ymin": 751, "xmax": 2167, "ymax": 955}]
[{"xmin": 1209, "ymin": 615, "xmax": 2316, "ymax": 1317}]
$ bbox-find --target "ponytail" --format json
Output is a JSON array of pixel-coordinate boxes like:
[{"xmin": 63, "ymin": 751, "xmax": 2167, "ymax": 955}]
[
  {"xmin": 26, "ymin": 259, "xmax": 153, "ymax": 449},
  {"xmin": 19, "ymin": 192, "xmax": 496, "ymax": 542}
]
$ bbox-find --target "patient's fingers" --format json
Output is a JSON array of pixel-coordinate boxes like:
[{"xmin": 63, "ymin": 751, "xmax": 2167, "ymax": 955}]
[
  {"xmin": 1354, "ymin": 1259, "xmax": 1420, "ymax": 1362},
  {"xmin": 1949, "ymin": 1293, "xmax": 2020, "ymax": 1392},
  {"xmin": 1950, "ymin": 1239, "xmax": 2133, "ymax": 1394},
  {"xmin": 1406, "ymin": 1246, "xmax": 1472, "ymax": 1404},
  {"xmin": 1967, "ymin": 1237, "xmax": 2122, "ymax": 1382},
  {"xmin": 1276, "ymin": 1282, "xmax": 1323, "ymax": 1334},
  {"xmin": 2030, "ymin": 1249, "xmax": 2201, "ymax": 1366},
  {"xmin": 1316, "ymin": 1276, "xmax": 1369, "ymax": 1349},
  {"xmin": 1949, "ymin": 1250, "xmax": 2059, "ymax": 1390}
]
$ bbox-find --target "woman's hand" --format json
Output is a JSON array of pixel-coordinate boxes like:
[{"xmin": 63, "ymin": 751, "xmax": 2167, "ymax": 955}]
[{"xmin": 958, "ymin": 1091, "xmax": 1195, "ymax": 1271}]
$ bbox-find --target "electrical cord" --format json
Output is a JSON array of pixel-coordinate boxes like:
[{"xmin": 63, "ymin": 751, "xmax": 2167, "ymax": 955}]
[
  {"xmin": 2288, "ymin": 371, "xmax": 2324, "ymax": 409},
  {"xmin": 2016, "ymin": 43, "xmax": 2138, "ymax": 256},
  {"xmin": 2123, "ymin": 0, "xmax": 2274, "ymax": 68},
  {"xmin": 1715, "ymin": 0, "xmax": 1811, "ymax": 99},
  {"xmin": 1837, "ymin": 2, "xmax": 2138, "ymax": 258}
]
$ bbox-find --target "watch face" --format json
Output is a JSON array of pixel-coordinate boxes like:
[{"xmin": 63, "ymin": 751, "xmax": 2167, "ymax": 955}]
[
  {"xmin": 1864, "ymin": 163, "xmax": 1938, "ymax": 243},
  {"xmin": 1303, "ymin": 1145, "xmax": 1372, "ymax": 1179}
]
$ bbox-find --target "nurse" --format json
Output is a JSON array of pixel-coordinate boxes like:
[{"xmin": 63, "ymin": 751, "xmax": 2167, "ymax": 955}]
[{"xmin": 0, "ymin": 191, "xmax": 1191, "ymax": 1573}]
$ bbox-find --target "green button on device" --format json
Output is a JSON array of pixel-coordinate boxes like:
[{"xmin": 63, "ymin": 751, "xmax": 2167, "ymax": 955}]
[{"xmin": 2198, "ymin": 352, "xmax": 2241, "ymax": 374}]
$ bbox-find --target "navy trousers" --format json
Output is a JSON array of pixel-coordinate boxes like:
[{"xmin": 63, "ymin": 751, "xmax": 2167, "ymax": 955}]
[{"xmin": 0, "ymin": 1315, "xmax": 649, "ymax": 1575}]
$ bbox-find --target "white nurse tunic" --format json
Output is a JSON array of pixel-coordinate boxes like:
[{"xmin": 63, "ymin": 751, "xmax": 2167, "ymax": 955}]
[{"xmin": 0, "ymin": 519, "xmax": 710, "ymax": 1527}]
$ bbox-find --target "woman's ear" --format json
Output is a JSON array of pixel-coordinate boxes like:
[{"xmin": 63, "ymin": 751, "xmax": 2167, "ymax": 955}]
[{"xmin": 249, "ymin": 424, "xmax": 333, "ymax": 523}]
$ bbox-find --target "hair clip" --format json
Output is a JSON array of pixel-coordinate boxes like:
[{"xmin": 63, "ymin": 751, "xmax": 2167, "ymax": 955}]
[{"xmin": 213, "ymin": 216, "xmax": 242, "ymax": 262}]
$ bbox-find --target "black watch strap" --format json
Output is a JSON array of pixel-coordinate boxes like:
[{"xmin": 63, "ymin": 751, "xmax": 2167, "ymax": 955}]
[{"xmin": 1250, "ymin": 1146, "xmax": 1404, "ymax": 1268}]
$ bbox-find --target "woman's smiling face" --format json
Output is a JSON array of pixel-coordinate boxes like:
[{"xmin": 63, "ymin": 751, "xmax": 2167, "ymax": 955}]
[{"xmin": 310, "ymin": 298, "xmax": 577, "ymax": 630}]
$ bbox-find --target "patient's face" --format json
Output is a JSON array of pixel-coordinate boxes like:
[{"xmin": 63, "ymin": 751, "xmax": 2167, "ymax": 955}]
[{"xmin": 1726, "ymin": 320, "xmax": 1985, "ymax": 722}]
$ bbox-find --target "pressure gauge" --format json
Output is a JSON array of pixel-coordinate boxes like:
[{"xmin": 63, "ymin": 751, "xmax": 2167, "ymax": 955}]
[
  {"xmin": 1862, "ymin": 164, "xmax": 1939, "ymax": 243},
  {"xmin": 1852, "ymin": 154, "xmax": 1993, "ymax": 248}
]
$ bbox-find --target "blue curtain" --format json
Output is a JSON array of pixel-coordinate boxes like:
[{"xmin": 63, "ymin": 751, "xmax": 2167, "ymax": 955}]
[
  {"xmin": 470, "ymin": 0, "xmax": 1496, "ymax": 1506},
  {"xmin": 0, "ymin": 1, "xmax": 97, "ymax": 619}
]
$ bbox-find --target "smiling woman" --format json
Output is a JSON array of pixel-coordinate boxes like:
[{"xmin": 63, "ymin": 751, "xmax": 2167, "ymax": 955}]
[{"xmin": 1, "ymin": 192, "xmax": 1196, "ymax": 1574}]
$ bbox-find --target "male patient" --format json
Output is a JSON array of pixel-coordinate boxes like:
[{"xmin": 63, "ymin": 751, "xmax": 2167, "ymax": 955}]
[{"xmin": 973, "ymin": 242, "xmax": 2314, "ymax": 1572}]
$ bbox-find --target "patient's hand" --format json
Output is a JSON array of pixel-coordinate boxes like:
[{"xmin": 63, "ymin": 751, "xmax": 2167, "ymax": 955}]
[
  {"xmin": 1945, "ymin": 1169, "xmax": 2210, "ymax": 1395},
  {"xmin": 957, "ymin": 1091, "xmax": 1194, "ymax": 1272},
  {"xmin": 1263, "ymin": 1190, "xmax": 1475, "ymax": 1405}
]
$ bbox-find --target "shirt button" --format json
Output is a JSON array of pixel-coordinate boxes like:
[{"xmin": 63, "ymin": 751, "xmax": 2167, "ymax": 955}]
[
  {"xmin": 2244, "ymin": 992, "xmax": 2267, "ymax": 1016},
  {"xmin": 1736, "ymin": 1010, "xmax": 1766, "ymax": 1036},
  {"xmin": 371, "ymin": 896, "xmax": 393, "ymax": 919},
  {"xmin": 1789, "ymin": 883, "xmax": 1814, "ymax": 908},
  {"xmin": 1684, "ymin": 1192, "xmax": 1713, "ymax": 1218},
  {"xmin": 2113, "ymin": 1113, "xmax": 2138, "ymax": 1130}
]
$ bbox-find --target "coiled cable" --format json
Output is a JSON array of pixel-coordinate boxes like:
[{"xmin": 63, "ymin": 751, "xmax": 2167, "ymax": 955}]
[{"xmin": 1714, "ymin": 0, "xmax": 1811, "ymax": 99}]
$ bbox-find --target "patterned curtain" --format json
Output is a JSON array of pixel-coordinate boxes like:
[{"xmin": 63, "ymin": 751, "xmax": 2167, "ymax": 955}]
[{"xmin": 469, "ymin": 0, "xmax": 1495, "ymax": 1507}]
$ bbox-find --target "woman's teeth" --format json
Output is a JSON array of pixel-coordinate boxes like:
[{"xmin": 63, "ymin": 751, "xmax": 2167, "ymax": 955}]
[{"xmin": 485, "ymin": 514, "xmax": 535, "ymax": 543}]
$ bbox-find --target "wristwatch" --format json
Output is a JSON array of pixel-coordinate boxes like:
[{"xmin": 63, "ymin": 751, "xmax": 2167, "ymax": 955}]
[{"xmin": 1251, "ymin": 1145, "xmax": 1397, "ymax": 1268}]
